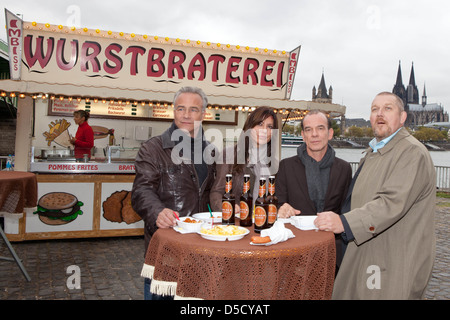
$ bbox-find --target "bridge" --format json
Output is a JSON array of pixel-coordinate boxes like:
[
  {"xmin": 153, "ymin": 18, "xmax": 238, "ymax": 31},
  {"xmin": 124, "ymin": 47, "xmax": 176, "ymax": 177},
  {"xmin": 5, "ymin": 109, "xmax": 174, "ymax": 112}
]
[
  {"xmin": 344, "ymin": 139, "xmax": 365, "ymax": 148},
  {"xmin": 424, "ymin": 143, "xmax": 445, "ymax": 151}
]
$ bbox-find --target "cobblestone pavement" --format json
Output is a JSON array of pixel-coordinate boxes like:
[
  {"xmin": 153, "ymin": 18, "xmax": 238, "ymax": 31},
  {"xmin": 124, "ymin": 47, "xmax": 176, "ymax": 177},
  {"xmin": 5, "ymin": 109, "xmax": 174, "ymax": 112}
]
[
  {"xmin": 425, "ymin": 197, "xmax": 450, "ymax": 300},
  {"xmin": 1, "ymin": 198, "xmax": 449, "ymax": 300}
]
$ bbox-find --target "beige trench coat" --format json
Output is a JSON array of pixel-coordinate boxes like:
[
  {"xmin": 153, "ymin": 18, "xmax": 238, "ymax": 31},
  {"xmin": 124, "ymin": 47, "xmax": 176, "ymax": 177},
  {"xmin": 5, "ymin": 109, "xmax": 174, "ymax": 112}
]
[{"xmin": 333, "ymin": 127, "xmax": 436, "ymax": 299}]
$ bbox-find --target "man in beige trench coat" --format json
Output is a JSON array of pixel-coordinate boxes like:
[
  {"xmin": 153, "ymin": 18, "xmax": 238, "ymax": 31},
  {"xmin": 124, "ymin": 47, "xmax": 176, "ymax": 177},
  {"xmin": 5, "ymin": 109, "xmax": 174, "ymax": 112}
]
[{"xmin": 315, "ymin": 92, "xmax": 436, "ymax": 299}]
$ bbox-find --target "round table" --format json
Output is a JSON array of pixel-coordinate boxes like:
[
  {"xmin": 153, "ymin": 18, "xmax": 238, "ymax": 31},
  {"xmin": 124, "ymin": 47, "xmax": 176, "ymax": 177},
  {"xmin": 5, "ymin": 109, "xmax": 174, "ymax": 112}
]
[
  {"xmin": 0, "ymin": 171, "xmax": 37, "ymax": 214},
  {"xmin": 0, "ymin": 171, "xmax": 37, "ymax": 282},
  {"xmin": 141, "ymin": 223, "xmax": 336, "ymax": 300}
]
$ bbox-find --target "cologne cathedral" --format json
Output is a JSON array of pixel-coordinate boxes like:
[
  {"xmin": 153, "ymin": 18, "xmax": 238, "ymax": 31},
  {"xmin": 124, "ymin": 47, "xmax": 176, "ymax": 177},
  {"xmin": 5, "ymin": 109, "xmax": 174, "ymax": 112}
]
[{"xmin": 392, "ymin": 61, "xmax": 448, "ymax": 127}]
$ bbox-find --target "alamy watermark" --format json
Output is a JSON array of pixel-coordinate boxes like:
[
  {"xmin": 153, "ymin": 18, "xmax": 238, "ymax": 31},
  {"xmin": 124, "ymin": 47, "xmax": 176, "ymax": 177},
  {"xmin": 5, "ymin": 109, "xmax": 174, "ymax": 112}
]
[
  {"xmin": 366, "ymin": 265, "xmax": 381, "ymax": 290},
  {"xmin": 170, "ymin": 124, "xmax": 280, "ymax": 175},
  {"xmin": 366, "ymin": 5, "xmax": 381, "ymax": 30},
  {"xmin": 66, "ymin": 265, "xmax": 81, "ymax": 289},
  {"xmin": 66, "ymin": 5, "xmax": 81, "ymax": 28}
]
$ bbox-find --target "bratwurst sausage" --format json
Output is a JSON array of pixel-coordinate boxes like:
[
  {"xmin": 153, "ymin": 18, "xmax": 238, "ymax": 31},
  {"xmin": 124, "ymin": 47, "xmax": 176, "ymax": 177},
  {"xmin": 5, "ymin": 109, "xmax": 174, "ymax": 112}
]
[{"xmin": 251, "ymin": 236, "xmax": 271, "ymax": 244}]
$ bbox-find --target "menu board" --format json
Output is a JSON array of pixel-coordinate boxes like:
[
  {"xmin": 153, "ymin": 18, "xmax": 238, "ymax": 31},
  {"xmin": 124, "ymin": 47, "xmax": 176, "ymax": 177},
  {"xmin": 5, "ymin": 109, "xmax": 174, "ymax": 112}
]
[
  {"xmin": 148, "ymin": 103, "xmax": 237, "ymax": 123},
  {"xmin": 49, "ymin": 99, "xmax": 148, "ymax": 117},
  {"xmin": 49, "ymin": 100, "xmax": 237, "ymax": 124}
]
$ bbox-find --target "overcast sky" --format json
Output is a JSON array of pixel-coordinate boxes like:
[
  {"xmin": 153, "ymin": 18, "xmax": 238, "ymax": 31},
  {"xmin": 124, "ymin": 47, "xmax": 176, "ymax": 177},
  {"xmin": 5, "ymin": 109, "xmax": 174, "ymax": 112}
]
[{"xmin": 2, "ymin": 0, "xmax": 449, "ymax": 119}]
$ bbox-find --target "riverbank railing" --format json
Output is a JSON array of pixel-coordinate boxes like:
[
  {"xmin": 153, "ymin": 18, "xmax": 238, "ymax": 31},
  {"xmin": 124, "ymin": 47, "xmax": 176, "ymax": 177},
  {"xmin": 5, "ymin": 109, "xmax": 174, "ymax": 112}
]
[
  {"xmin": 435, "ymin": 166, "xmax": 450, "ymax": 192},
  {"xmin": 350, "ymin": 162, "xmax": 450, "ymax": 192}
]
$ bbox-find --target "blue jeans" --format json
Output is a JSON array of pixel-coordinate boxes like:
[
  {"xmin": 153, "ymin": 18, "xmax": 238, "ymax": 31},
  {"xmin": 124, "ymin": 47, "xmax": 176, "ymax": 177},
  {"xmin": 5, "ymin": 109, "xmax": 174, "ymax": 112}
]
[{"xmin": 144, "ymin": 278, "xmax": 174, "ymax": 300}]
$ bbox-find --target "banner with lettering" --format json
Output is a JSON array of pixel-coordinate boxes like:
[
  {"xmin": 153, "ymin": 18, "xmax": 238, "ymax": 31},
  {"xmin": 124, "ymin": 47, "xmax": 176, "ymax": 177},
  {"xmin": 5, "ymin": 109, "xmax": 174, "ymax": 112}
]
[
  {"xmin": 285, "ymin": 45, "xmax": 301, "ymax": 100},
  {"xmin": 6, "ymin": 12, "xmax": 301, "ymax": 100},
  {"xmin": 5, "ymin": 9, "xmax": 23, "ymax": 80}
]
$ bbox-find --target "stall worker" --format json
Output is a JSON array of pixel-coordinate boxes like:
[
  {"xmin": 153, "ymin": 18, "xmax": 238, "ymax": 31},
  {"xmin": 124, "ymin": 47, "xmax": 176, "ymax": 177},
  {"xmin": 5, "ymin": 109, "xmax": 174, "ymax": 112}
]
[
  {"xmin": 131, "ymin": 86, "xmax": 216, "ymax": 300},
  {"xmin": 70, "ymin": 110, "xmax": 94, "ymax": 160}
]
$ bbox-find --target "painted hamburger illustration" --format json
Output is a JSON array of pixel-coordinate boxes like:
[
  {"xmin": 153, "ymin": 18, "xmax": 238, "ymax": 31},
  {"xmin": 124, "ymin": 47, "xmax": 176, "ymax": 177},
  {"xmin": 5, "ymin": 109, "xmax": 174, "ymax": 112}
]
[{"xmin": 34, "ymin": 192, "xmax": 83, "ymax": 225}]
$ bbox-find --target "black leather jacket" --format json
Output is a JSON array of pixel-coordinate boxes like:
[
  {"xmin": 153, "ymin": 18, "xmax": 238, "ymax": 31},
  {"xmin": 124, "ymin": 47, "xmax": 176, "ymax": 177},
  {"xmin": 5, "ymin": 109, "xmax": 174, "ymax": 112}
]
[{"xmin": 131, "ymin": 123, "xmax": 216, "ymax": 251}]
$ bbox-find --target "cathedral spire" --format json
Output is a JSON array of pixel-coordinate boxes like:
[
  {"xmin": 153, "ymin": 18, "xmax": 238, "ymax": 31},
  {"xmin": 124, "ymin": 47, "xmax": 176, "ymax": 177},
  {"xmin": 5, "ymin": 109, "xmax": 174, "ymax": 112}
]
[
  {"xmin": 393, "ymin": 60, "xmax": 406, "ymax": 105},
  {"xmin": 406, "ymin": 62, "xmax": 419, "ymax": 104},
  {"xmin": 395, "ymin": 60, "xmax": 403, "ymax": 86},
  {"xmin": 422, "ymin": 83, "xmax": 427, "ymax": 107},
  {"xmin": 409, "ymin": 62, "xmax": 416, "ymax": 86}
]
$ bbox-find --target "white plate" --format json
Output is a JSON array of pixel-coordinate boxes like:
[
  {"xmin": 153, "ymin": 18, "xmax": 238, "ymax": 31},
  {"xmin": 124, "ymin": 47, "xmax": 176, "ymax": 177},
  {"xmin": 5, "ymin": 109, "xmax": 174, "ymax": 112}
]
[
  {"xmin": 192, "ymin": 212, "xmax": 222, "ymax": 224},
  {"xmin": 176, "ymin": 216, "xmax": 204, "ymax": 232},
  {"xmin": 197, "ymin": 225, "xmax": 249, "ymax": 241},
  {"xmin": 290, "ymin": 215, "xmax": 318, "ymax": 230},
  {"xmin": 250, "ymin": 241, "xmax": 274, "ymax": 246}
]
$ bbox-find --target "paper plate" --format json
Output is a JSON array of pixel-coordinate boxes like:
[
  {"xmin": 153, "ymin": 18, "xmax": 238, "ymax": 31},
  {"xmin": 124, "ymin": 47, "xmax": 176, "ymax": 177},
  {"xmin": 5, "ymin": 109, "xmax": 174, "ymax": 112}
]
[{"xmin": 290, "ymin": 215, "xmax": 318, "ymax": 230}]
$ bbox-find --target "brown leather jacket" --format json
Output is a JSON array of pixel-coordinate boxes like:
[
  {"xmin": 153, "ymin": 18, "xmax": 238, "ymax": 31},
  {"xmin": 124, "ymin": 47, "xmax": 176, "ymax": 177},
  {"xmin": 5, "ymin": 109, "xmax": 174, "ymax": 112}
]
[{"xmin": 131, "ymin": 123, "xmax": 216, "ymax": 251}]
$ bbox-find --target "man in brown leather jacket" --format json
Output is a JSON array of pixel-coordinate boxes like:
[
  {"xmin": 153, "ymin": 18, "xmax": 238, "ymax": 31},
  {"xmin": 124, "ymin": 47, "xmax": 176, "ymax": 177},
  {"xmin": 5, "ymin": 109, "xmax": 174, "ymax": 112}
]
[{"xmin": 132, "ymin": 86, "xmax": 216, "ymax": 253}]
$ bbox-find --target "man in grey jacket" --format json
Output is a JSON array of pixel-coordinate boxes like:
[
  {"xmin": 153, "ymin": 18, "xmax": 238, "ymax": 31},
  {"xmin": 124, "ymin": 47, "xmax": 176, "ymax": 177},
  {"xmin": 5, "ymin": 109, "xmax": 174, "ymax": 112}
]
[{"xmin": 315, "ymin": 92, "xmax": 436, "ymax": 299}]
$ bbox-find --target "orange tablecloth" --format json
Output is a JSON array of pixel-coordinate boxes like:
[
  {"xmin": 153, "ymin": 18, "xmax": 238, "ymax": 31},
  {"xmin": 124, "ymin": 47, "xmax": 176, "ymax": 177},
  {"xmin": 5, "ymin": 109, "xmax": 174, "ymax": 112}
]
[
  {"xmin": 0, "ymin": 171, "xmax": 37, "ymax": 214},
  {"xmin": 141, "ymin": 224, "xmax": 336, "ymax": 300}
]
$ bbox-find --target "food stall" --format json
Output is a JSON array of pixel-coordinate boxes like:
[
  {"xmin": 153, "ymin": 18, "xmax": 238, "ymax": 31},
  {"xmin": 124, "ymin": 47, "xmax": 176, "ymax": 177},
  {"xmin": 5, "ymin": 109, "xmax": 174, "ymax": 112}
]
[{"xmin": 1, "ymin": 9, "xmax": 345, "ymax": 241}]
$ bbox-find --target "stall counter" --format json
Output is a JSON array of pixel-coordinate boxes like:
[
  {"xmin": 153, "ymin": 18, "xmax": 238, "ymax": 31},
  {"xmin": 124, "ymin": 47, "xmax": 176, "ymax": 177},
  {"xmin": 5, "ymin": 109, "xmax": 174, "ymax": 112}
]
[{"xmin": 30, "ymin": 160, "xmax": 135, "ymax": 174}]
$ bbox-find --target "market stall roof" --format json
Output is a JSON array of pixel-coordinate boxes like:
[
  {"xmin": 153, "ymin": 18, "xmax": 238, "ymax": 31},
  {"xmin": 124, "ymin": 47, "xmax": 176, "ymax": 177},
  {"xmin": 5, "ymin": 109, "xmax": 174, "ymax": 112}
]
[
  {"xmin": 2, "ymin": 10, "xmax": 346, "ymax": 119},
  {"xmin": 0, "ymin": 79, "xmax": 346, "ymax": 118}
]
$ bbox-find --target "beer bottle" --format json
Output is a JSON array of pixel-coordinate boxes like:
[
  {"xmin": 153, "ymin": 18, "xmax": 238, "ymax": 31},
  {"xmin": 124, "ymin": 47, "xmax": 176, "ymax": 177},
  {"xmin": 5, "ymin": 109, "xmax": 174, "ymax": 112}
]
[
  {"xmin": 239, "ymin": 174, "xmax": 253, "ymax": 227},
  {"xmin": 222, "ymin": 174, "xmax": 235, "ymax": 225},
  {"xmin": 254, "ymin": 177, "xmax": 269, "ymax": 233},
  {"xmin": 267, "ymin": 175, "xmax": 278, "ymax": 227}
]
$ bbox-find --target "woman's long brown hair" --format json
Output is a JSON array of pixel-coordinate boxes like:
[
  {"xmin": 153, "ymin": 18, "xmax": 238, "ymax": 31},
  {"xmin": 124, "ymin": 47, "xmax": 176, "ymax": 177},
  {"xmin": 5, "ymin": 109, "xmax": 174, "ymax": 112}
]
[{"xmin": 232, "ymin": 107, "xmax": 278, "ymax": 174}]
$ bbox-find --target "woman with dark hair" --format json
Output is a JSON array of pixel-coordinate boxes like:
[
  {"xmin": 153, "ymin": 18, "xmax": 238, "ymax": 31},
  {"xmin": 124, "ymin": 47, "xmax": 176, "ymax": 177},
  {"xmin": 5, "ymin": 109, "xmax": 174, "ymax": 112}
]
[
  {"xmin": 210, "ymin": 107, "xmax": 279, "ymax": 213},
  {"xmin": 70, "ymin": 110, "xmax": 94, "ymax": 160}
]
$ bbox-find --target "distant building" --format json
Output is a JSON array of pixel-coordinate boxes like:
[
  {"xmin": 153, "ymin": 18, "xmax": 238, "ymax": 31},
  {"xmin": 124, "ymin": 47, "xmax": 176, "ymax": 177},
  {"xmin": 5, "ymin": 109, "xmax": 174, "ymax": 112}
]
[
  {"xmin": 392, "ymin": 61, "xmax": 448, "ymax": 127},
  {"xmin": 345, "ymin": 118, "xmax": 371, "ymax": 128},
  {"xmin": 312, "ymin": 72, "xmax": 333, "ymax": 104}
]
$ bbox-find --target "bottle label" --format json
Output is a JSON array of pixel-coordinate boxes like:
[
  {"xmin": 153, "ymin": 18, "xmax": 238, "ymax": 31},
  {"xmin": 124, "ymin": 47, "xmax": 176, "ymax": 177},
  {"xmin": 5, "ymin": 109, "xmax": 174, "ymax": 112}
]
[
  {"xmin": 268, "ymin": 204, "xmax": 277, "ymax": 224},
  {"xmin": 258, "ymin": 185, "xmax": 266, "ymax": 198},
  {"xmin": 225, "ymin": 179, "xmax": 232, "ymax": 193},
  {"xmin": 243, "ymin": 180, "xmax": 250, "ymax": 193},
  {"xmin": 240, "ymin": 201, "xmax": 249, "ymax": 220},
  {"xmin": 268, "ymin": 182, "xmax": 275, "ymax": 195},
  {"xmin": 222, "ymin": 201, "xmax": 233, "ymax": 220},
  {"xmin": 254, "ymin": 206, "xmax": 267, "ymax": 227}
]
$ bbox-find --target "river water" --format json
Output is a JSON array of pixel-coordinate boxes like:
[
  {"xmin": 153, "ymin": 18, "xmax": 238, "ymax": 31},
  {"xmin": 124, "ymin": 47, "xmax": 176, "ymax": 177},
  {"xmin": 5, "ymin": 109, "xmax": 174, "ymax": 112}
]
[{"xmin": 281, "ymin": 147, "xmax": 450, "ymax": 167}]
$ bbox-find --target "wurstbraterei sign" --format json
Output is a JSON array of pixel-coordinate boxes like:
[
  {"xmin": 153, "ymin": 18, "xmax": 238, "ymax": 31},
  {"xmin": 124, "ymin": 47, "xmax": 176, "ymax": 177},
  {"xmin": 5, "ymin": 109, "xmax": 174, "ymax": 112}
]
[{"xmin": 6, "ymin": 9, "xmax": 300, "ymax": 100}]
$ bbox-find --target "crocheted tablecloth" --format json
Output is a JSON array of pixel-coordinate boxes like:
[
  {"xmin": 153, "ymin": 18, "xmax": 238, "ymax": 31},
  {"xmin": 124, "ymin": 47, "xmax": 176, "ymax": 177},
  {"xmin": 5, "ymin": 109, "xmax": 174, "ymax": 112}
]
[{"xmin": 142, "ymin": 224, "xmax": 336, "ymax": 300}]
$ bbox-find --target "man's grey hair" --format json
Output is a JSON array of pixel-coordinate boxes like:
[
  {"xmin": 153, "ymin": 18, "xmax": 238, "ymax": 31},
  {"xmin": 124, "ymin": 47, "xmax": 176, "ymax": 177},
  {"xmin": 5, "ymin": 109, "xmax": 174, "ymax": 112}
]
[{"xmin": 173, "ymin": 86, "xmax": 208, "ymax": 112}]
